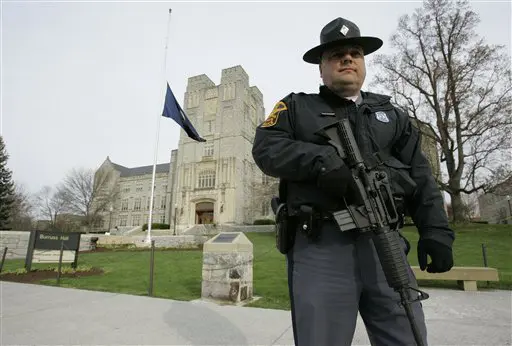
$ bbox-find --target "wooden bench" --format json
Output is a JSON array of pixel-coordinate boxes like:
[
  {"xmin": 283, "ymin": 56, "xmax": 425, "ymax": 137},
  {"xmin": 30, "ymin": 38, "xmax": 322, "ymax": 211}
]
[{"xmin": 411, "ymin": 266, "xmax": 499, "ymax": 291}]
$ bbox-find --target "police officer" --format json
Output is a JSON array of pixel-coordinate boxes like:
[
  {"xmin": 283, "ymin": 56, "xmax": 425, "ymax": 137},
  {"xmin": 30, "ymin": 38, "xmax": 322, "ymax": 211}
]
[{"xmin": 252, "ymin": 17, "xmax": 455, "ymax": 346}]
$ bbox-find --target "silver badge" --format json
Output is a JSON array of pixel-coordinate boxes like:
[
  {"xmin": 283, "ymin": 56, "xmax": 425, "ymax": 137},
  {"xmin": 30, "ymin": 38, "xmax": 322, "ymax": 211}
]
[
  {"xmin": 340, "ymin": 25, "xmax": 349, "ymax": 36},
  {"xmin": 375, "ymin": 111, "xmax": 389, "ymax": 123}
]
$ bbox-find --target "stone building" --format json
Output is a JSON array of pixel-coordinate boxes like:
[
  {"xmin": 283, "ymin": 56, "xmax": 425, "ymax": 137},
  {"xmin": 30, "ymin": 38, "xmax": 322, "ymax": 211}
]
[
  {"xmin": 170, "ymin": 65, "xmax": 278, "ymax": 231},
  {"xmin": 92, "ymin": 157, "xmax": 172, "ymax": 232},
  {"xmin": 478, "ymin": 176, "xmax": 512, "ymax": 224},
  {"xmin": 93, "ymin": 66, "xmax": 278, "ymax": 233},
  {"xmin": 411, "ymin": 118, "xmax": 441, "ymax": 181}
]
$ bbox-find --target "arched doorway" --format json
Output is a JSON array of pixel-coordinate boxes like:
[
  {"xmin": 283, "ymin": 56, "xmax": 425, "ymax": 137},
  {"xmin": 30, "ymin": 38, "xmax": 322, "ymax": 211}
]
[{"xmin": 196, "ymin": 202, "xmax": 214, "ymax": 224}]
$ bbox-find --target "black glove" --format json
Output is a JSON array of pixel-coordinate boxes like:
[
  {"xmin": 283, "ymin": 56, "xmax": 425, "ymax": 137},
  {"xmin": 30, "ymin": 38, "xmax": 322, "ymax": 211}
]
[
  {"xmin": 417, "ymin": 238, "xmax": 453, "ymax": 273},
  {"xmin": 317, "ymin": 164, "xmax": 353, "ymax": 197}
]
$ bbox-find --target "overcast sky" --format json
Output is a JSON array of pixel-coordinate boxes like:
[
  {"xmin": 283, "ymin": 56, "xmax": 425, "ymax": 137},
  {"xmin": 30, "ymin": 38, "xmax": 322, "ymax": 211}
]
[{"xmin": 2, "ymin": 0, "xmax": 511, "ymax": 194}]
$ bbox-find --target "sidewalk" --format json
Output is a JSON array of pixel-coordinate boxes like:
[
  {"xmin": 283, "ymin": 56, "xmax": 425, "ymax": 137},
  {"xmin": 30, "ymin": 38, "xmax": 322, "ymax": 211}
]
[{"xmin": 1, "ymin": 281, "xmax": 510, "ymax": 345}]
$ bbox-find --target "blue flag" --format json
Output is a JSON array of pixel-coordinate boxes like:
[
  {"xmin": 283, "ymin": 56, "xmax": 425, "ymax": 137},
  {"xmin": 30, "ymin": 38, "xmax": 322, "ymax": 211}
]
[{"xmin": 162, "ymin": 82, "xmax": 206, "ymax": 142}]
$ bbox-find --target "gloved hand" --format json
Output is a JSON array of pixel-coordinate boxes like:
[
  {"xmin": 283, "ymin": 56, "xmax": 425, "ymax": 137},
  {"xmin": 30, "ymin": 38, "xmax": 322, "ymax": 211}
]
[
  {"xmin": 417, "ymin": 238, "xmax": 453, "ymax": 273},
  {"xmin": 317, "ymin": 164, "xmax": 353, "ymax": 197}
]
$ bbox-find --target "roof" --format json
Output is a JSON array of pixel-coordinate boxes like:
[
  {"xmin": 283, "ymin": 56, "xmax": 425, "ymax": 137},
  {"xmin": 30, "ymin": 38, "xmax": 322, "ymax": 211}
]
[{"xmin": 111, "ymin": 162, "xmax": 170, "ymax": 177}]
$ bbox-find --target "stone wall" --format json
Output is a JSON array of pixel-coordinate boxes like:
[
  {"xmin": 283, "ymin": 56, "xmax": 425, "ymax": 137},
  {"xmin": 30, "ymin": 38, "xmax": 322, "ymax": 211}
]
[
  {"xmin": 221, "ymin": 225, "xmax": 274, "ymax": 233},
  {"xmin": 0, "ymin": 231, "xmax": 30, "ymax": 259},
  {"xmin": 201, "ymin": 251, "xmax": 253, "ymax": 303},
  {"xmin": 80, "ymin": 234, "xmax": 210, "ymax": 249},
  {"xmin": 0, "ymin": 226, "xmax": 270, "ymax": 261},
  {"xmin": 0, "ymin": 231, "xmax": 93, "ymax": 260}
]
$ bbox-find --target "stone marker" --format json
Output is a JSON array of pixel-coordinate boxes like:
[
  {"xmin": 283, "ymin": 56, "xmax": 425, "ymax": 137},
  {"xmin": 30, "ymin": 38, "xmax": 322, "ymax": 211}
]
[{"xmin": 201, "ymin": 232, "xmax": 253, "ymax": 303}]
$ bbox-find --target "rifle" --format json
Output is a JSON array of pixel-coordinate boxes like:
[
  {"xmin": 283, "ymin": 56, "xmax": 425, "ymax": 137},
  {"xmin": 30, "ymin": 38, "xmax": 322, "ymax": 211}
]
[{"xmin": 323, "ymin": 118, "xmax": 429, "ymax": 346}]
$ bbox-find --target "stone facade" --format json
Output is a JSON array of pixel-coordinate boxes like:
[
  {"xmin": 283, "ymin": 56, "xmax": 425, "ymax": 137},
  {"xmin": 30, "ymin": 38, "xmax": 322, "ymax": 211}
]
[
  {"xmin": 0, "ymin": 231, "xmax": 31, "ymax": 259},
  {"xmin": 171, "ymin": 65, "xmax": 277, "ymax": 231},
  {"xmin": 478, "ymin": 176, "xmax": 512, "ymax": 224},
  {"xmin": 91, "ymin": 66, "xmax": 278, "ymax": 233},
  {"xmin": 80, "ymin": 234, "xmax": 208, "ymax": 249},
  {"xmin": 411, "ymin": 118, "xmax": 441, "ymax": 181},
  {"xmin": 201, "ymin": 232, "xmax": 253, "ymax": 303},
  {"xmin": 91, "ymin": 157, "xmax": 172, "ymax": 232}
]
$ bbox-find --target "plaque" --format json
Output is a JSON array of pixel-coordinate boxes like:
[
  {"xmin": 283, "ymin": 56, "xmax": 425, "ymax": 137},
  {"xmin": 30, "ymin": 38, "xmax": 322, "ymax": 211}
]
[{"xmin": 212, "ymin": 233, "xmax": 238, "ymax": 243}]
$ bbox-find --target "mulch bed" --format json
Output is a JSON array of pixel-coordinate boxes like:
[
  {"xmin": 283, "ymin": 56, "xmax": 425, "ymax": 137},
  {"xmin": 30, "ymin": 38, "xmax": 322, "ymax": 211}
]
[{"xmin": 0, "ymin": 267, "xmax": 104, "ymax": 284}]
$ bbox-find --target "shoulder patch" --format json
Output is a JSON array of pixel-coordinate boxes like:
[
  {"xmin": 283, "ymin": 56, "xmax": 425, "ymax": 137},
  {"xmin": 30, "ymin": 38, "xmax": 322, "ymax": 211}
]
[{"xmin": 261, "ymin": 101, "xmax": 287, "ymax": 128}]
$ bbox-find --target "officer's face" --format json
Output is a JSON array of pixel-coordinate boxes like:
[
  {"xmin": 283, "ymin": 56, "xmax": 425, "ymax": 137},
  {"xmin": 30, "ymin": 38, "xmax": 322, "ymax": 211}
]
[{"xmin": 319, "ymin": 45, "xmax": 366, "ymax": 97}]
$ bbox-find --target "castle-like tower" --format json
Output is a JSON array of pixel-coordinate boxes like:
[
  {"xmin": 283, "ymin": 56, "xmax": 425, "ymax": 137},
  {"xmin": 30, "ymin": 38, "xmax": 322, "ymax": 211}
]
[
  {"xmin": 92, "ymin": 66, "xmax": 278, "ymax": 233},
  {"xmin": 170, "ymin": 65, "xmax": 275, "ymax": 230}
]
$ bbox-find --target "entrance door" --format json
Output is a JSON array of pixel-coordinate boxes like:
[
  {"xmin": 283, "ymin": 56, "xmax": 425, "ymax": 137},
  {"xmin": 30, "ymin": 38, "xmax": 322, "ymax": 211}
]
[{"xmin": 196, "ymin": 202, "xmax": 214, "ymax": 224}]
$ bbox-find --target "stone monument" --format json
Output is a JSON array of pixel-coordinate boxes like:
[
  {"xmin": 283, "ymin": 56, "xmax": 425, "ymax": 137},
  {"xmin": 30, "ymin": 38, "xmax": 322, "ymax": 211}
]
[{"xmin": 201, "ymin": 232, "xmax": 253, "ymax": 303}]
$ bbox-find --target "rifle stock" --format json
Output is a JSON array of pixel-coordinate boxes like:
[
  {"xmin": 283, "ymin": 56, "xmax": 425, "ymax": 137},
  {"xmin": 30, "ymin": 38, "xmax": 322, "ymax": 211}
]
[{"xmin": 326, "ymin": 118, "xmax": 429, "ymax": 346}]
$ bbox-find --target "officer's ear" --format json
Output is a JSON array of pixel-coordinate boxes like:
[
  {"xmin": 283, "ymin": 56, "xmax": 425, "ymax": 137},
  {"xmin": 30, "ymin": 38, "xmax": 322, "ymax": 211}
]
[{"xmin": 319, "ymin": 52, "xmax": 327, "ymax": 78}]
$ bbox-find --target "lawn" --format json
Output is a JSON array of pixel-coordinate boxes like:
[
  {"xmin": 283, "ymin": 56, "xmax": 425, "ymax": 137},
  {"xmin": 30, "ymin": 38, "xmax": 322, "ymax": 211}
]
[{"xmin": 1, "ymin": 224, "xmax": 510, "ymax": 311}]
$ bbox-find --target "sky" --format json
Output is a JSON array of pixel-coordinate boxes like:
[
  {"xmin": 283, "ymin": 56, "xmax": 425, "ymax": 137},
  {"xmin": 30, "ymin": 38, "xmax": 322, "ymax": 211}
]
[{"xmin": 2, "ymin": 0, "xmax": 511, "ymax": 195}]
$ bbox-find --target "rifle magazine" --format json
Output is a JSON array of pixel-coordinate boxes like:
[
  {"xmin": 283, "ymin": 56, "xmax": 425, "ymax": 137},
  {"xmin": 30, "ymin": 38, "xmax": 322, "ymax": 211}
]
[{"xmin": 332, "ymin": 209, "xmax": 357, "ymax": 231}]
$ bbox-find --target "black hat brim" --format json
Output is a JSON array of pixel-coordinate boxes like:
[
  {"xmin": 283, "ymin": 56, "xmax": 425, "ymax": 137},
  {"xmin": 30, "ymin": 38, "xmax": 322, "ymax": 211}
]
[{"xmin": 302, "ymin": 36, "xmax": 383, "ymax": 64}]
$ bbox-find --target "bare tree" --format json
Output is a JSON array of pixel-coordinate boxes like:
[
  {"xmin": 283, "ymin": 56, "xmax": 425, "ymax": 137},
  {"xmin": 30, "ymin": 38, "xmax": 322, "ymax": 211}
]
[
  {"xmin": 34, "ymin": 185, "xmax": 68, "ymax": 228},
  {"xmin": 461, "ymin": 192, "xmax": 479, "ymax": 221},
  {"xmin": 59, "ymin": 167, "xmax": 118, "ymax": 231},
  {"xmin": 371, "ymin": 0, "xmax": 512, "ymax": 222},
  {"xmin": 7, "ymin": 183, "xmax": 35, "ymax": 230}
]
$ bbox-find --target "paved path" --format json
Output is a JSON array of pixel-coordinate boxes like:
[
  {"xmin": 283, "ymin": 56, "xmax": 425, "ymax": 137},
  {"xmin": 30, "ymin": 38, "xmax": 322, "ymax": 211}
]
[{"xmin": 1, "ymin": 282, "xmax": 510, "ymax": 345}]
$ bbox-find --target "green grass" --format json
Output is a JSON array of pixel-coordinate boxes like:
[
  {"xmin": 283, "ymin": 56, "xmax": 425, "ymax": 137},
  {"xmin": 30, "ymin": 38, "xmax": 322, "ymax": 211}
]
[
  {"xmin": 403, "ymin": 223, "xmax": 512, "ymax": 290},
  {"xmin": 1, "ymin": 224, "xmax": 510, "ymax": 311}
]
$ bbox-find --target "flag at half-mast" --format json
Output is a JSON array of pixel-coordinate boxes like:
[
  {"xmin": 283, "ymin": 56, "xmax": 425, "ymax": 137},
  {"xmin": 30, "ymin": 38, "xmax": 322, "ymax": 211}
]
[{"xmin": 162, "ymin": 82, "xmax": 206, "ymax": 142}]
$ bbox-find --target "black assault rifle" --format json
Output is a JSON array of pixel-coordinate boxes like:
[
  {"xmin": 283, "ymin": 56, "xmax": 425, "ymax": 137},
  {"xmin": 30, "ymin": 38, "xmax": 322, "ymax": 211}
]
[{"xmin": 323, "ymin": 118, "xmax": 429, "ymax": 346}]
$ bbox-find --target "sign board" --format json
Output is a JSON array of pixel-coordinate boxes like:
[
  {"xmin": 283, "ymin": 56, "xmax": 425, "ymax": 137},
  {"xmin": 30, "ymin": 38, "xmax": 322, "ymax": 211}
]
[{"xmin": 25, "ymin": 231, "xmax": 82, "ymax": 271}]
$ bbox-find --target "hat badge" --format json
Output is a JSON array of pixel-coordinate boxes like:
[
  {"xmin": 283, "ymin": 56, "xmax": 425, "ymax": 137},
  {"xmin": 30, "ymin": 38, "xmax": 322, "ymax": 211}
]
[
  {"xmin": 340, "ymin": 25, "xmax": 349, "ymax": 36},
  {"xmin": 375, "ymin": 111, "xmax": 389, "ymax": 123}
]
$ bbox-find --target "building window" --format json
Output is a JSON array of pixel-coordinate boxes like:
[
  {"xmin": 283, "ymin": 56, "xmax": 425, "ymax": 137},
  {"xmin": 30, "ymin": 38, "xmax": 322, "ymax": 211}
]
[
  {"xmin": 198, "ymin": 170, "xmax": 216, "ymax": 189},
  {"xmin": 132, "ymin": 215, "xmax": 140, "ymax": 226},
  {"xmin": 160, "ymin": 215, "xmax": 166, "ymax": 223},
  {"xmin": 119, "ymin": 215, "xmax": 128, "ymax": 226},
  {"xmin": 121, "ymin": 199, "xmax": 129, "ymax": 211},
  {"xmin": 160, "ymin": 196, "xmax": 166, "ymax": 210},
  {"xmin": 204, "ymin": 143, "xmax": 214, "ymax": 157},
  {"xmin": 134, "ymin": 198, "xmax": 141, "ymax": 211}
]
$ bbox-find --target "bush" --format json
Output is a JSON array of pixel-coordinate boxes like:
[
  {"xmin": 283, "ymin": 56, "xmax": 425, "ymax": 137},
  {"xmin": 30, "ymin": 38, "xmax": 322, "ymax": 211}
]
[
  {"xmin": 142, "ymin": 223, "xmax": 170, "ymax": 231},
  {"xmin": 253, "ymin": 219, "xmax": 275, "ymax": 225}
]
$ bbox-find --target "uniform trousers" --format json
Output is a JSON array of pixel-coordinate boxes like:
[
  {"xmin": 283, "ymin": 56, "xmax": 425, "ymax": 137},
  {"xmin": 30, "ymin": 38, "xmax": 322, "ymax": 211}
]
[{"xmin": 286, "ymin": 220, "xmax": 427, "ymax": 346}]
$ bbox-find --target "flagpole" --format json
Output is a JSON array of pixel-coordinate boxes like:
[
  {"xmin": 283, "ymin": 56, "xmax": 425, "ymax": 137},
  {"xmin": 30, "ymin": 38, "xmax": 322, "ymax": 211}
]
[{"xmin": 145, "ymin": 8, "xmax": 173, "ymax": 244}]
